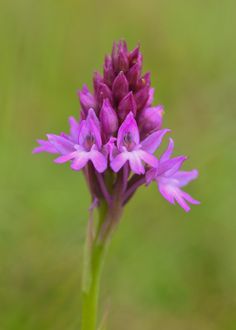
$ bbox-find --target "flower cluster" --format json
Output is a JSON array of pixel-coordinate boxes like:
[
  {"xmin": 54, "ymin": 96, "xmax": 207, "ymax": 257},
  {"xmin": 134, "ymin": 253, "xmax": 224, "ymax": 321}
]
[{"xmin": 33, "ymin": 41, "xmax": 199, "ymax": 213}]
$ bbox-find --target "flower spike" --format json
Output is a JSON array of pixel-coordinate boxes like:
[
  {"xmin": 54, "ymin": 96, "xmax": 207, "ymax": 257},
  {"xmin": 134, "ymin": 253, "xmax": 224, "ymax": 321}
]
[{"xmin": 34, "ymin": 41, "xmax": 199, "ymax": 210}]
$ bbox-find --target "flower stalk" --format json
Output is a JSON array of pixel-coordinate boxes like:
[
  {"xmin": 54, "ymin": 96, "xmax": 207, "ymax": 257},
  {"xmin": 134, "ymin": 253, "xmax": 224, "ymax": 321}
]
[{"xmin": 81, "ymin": 198, "xmax": 122, "ymax": 330}]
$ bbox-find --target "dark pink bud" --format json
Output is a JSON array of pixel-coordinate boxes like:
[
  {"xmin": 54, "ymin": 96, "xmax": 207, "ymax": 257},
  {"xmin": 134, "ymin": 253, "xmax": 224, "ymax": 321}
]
[
  {"xmin": 112, "ymin": 41, "xmax": 129, "ymax": 73},
  {"xmin": 78, "ymin": 85, "xmax": 96, "ymax": 115},
  {"xmin": 128, "ymin": 45, "xmax": 141, "ymax": 65},
  {"xmin": 103, "ymin": 55, "xmax": 115, "ymax": 87},
  {"xmin": 126, "ymin": 60, "xmax": 142, "ymax": 88},
  {"xmin": 112, "ymin": 71, "xmax": 129, "ymax": 102},
  {"xmin": 134, "ymin": 85, "xmax": 150, "ymax": 111},
  {"xmin": 138, "ymin": 105, "xmax": 164, "ymax": 136},
  {"xmin": 118, "ymin": 92, "xmax": 137, "ymax": 121},
  {"xmin": 112, "ymin": 42, "xmax": 118, "ymax": 69},
  {"xmin": 117, "ymin": 50, "xmax": 129, "ymax": 73},
  {"xmin": 93, "ymin": 72, "xmax": 103, "ymax": 94},
  {"xmin": 136, "ymin": 72, "xmax": 151, "ymax": 90},
  {"xmin": 97, "ymin": 83, "xmax": 113, "ymax": 108},
  {"xmin": 99, "ymin": 99, "xmax": 118, "ymax": 135}
]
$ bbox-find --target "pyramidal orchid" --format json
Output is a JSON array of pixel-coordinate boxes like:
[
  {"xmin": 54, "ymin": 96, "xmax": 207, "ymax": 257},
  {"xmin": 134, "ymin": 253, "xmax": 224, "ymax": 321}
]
[{"xmin": 33, "ymin": 40, "xmax": 199, "ymax": 330}]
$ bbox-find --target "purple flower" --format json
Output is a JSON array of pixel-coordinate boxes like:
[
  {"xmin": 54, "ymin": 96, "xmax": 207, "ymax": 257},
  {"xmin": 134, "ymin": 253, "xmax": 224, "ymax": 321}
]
[
  {"xmin": 33, "ymin": 40, "xmax": 199, "ymax": 213},
  {"xmin": 34, "ymin": 109, "xmax": 107, "ymax": 173},
  {"xmin": 110, "ymin": 112, "xmax": 169, "ymax": 174},
  {"xmin": 146, "ymin": 139, "xmax": 200, "ymax": 212}
]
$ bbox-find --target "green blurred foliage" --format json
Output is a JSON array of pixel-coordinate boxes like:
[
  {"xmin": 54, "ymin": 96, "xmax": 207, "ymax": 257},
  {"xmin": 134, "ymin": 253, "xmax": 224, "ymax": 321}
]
[{"xmin": 0, "ymin": 0, "xmax": 236, "ymax": 329}]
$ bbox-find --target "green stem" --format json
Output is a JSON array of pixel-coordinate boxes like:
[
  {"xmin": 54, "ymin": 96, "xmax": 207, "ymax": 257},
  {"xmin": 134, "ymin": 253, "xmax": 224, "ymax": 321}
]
[{"xmin": 81, "ymin": 203, "xmax": 108, "ymax": 330}]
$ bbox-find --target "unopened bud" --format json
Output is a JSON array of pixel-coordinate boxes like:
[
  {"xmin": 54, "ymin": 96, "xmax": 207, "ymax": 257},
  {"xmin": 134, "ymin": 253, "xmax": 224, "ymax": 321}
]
[
  {"xmin": 112, "ymin": 71, "xmax": 129, "ymax": 102},
  {"xmin": 100, "ymin": 99, "xmax": 118, "ymax": 135},
  {"xmin": 97, "ymin": 83, "xmax": 113, "ymax": 108},
  {"xmin": 139, "ymin": 105, "xmax": 164, "ymax": 136},
  {"xmin": 78, "ymin": 85, "xmax": 96, "ymax": 116},
  {"xmin": 118, "ymin": 92, "xmax": 137, "ymax": 121},
  {"xmin": 134, "ymin": 85, "xmax": 149, "ymax": 111},
  {"xmin": 103, "ymin": 55, "xmax": 115, "ymax": 87}
]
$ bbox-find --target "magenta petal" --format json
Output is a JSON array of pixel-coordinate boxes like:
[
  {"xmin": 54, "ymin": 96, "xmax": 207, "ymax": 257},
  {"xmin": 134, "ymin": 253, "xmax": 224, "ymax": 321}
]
[
  {"xmin": 47, "ymin": 134, "xmax": 74, "ymax": 155},
  {"xmin": 158, "ymin": 181, "xmax": 199, "ymax": 212},
  {"xmin": 141, "ymin": 129, "xmax": 170, "ymax": 153},
  {"xmin": 78, "ymin": 121, "xmax": 88, "ymax": 146},
  {"xmin": 145, "ymin": 167, "xmax": 158, "ymax": 185},
  {"xmin": 54, "ymin": 151, "xmax": 77, "ymax": 164},
  {"xmin": 173, "ymin": 169, "xmax": 199, "ymax": 187},
  {"xmin": 159, "ymin": 156, "xmax": 187, "ymax": 177},
  {"xmin": 161, "ymin": 138, "xmax": 174, "ymax": 162},
  {"xmin": 117, "ymin": 112, "xmax": 140, "ymax": 150},
  {"xmin": 137, "ymin": 150, "xmax": 158, "ymax": 168},
  {"xmin": 32, "ymin": 139, "xmax": 58, "ymax": 154},
  {"xmin": 69, "ymin": 116, "xmax": 80, "ymax": 143}
]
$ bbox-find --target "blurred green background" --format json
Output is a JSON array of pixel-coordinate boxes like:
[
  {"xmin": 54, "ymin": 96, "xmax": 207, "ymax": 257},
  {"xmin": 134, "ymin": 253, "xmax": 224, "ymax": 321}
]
[{"xmin": 0, "ymin": 0, "xmax": 236, "ymax": 329}]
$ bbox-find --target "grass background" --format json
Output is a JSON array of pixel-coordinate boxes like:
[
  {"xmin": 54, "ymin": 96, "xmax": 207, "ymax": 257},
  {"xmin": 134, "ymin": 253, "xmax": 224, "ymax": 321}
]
[{"xmin": 0, "ymin": 0, "xmax": 236, "ymax": 329}]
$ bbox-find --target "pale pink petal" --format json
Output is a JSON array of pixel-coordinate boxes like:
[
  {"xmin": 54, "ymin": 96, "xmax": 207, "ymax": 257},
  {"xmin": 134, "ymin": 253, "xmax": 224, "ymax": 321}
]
[
  {"xmin": 54, "ymin": 151, "xmax": 77, "ymax": 164},
  {"xmin": 110, "ymin": 153, "xmax": 129, "ymax": 172},
  {"xmin": 137, "ymin": 150, "xmax": 158, "ymax": 168},
  {"xmin": 145, "ymin": 168, "xmax": 158, "ymax": 185},
  {"xmin": 180, "ymin": 191, "xmax": 200, "ymax": 205},
  {"xmin": 128, "ymin": 152, "xmax": 145, "ymax": 174},
  {"xmin": 160, "ymin": 138, "xmax": 174, "ymax": 162},
  {"xmin": 69, "ymin": 116, "xmax": 80, "ymax": 143},
  {"xmin": 47, "ymin": 134, "xmax": 74, "ymax": 155},
  {"xmin": 174, "ymin": 193, "xmax": 191, "ymax": 212},
  {"xmin": 159, "ymin": 156, "xmax": 187, "ymax": 177},
  {"xmin": 32, "ymin": 139, "xmax": 58, "ymax": 154},
  {"xmin": 173, "ymin": 169, "xmax": 199, "ymax": 187},
  {"xmin": 141, "ymin": 129, "xmax": 170, "ymax": 153},
  {"xmin": 158, "ymin": 183, "xmax": 175, "ymax": 204},
  {"xmin": 78, "ymin": 120, "xmax": 89, "ymax": 146},
  {"xmin": 71, "ymin": 153, "xmax": 90, "ymax": 171},
  {"xmin": 89, "ymin": 150, "xmax": 107, "ymax": 173}
]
